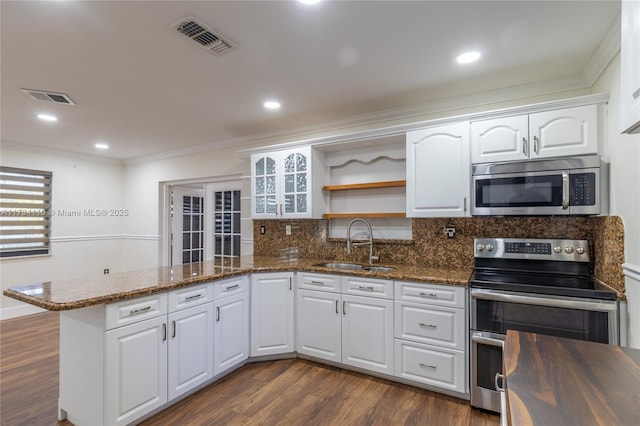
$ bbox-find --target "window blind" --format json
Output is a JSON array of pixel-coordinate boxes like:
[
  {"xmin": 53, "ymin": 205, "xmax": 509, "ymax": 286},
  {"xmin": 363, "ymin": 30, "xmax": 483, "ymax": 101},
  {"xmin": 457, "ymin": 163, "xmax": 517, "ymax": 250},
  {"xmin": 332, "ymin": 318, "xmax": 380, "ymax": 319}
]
[{"xmin": 0, "ymin": 166, "xmax": 52, "ymax": 258}]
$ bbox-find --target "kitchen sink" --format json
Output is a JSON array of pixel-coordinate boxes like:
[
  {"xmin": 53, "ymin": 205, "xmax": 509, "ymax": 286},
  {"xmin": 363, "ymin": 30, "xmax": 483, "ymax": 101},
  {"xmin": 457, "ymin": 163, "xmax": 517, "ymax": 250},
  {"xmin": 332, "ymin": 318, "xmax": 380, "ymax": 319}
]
[{"xmin": 314, "ymin": 262, "xmax": 394, "ymax": 272}]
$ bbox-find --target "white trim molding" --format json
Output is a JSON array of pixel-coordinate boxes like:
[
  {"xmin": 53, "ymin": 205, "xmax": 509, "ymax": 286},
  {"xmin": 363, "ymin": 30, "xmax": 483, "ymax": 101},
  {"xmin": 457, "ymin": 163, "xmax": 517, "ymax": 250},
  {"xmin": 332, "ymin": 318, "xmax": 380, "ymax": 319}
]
[
  {"xmin": 0, "ymin": 304, "xmax": 47, "ymax": 321},
  {"xmin": 623, "ymin": 262, "xmax": 640, "ymax": 281},
  {"xmin": 582, "ymin": 13, "xmax": 621, "ymax": 86},
  {"xmin": 51, "ymin": 234, "xmax": 161, "ymax": 243}
]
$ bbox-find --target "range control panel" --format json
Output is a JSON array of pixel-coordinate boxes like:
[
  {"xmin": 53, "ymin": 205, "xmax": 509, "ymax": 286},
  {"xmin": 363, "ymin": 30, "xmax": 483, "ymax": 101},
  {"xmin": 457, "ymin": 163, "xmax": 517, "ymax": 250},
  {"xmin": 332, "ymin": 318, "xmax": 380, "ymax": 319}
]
[{"xmin": 474, "ymin": 238, "xmax": 590, "ymax": 262}]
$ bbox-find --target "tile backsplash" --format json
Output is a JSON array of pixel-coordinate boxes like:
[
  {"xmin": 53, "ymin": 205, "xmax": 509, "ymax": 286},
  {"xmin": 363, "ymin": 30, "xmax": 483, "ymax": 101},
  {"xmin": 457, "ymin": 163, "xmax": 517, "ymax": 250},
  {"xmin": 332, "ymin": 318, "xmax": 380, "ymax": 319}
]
[{"xmin": 254, "ymin": 216, "xmax": 625, "ymax": 293}]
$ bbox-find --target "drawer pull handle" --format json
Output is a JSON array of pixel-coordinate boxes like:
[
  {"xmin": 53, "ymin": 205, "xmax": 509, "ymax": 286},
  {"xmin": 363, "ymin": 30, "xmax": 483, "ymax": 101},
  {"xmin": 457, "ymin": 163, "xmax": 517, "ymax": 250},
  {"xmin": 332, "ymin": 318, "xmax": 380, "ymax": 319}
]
[
  {"xmin": 419, "ymin": 363, "xmax": 437, "ymax": 369},
  {"xmin": 130, "ymin": 306, "xmax": 152, "ymax": 315},
  {"xmin": 419, "ymin": 323, "xmax": 437, "ymax": 328},
  {"xmin": 225, "ymin": 284, "xmax": 240, "ymax": 291},
  {"xmin": 185, "ymin": 294, "xmax": 202, "ymax": 301},
  {"xmin": 311, "ymin": 281, "xmax": 325, "ymax": 286},
  {"xmin": 358, "ymin": 285, "xmax": 374, "ymax": 291},
  {"xmin": 419, "ymin": 292, "xmax": 438, "ymax": 298}
]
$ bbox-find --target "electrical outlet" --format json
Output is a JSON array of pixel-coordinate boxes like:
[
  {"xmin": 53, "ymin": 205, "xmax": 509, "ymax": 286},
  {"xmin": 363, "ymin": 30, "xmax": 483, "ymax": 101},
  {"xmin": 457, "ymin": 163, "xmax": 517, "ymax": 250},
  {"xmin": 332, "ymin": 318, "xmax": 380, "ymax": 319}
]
[
  {"xmin": 260, "ymin": 225, "xmax": 265, "ymax": 235},
  {"xmin": 285, "ymin": 224, "xmax": 292, "ymax": 236},
  {"xmin": 443, "ymin": 226, "xmax": 456, "ymax": 239},
  {"xmin": 103, "ymin": 268, "xmax": 110, "ymax": 275}
]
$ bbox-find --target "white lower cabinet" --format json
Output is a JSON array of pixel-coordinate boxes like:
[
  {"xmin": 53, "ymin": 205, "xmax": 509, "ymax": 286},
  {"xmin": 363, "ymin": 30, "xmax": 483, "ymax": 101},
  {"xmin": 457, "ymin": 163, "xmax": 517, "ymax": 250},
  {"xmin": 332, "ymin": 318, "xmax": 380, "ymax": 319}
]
[
  {"xmin": 251, "ymin": 272, "xmax": 295, "ymax": 356},
  {"xmin": 105, "ymin": 315, "xmax": 168, "ymax": 426},
  {"xmin": 214, "ymin": 291, "xmax": 250, "ymax": 375},
  {"xmin": 167, "ymin": 302, "xmax": 214, "ymax": 401},
  {"xmin": 296, "ymin": 273, "xmax": 394, "ymax": 376},
  {"xmin": 393, "ymin": 281, "xmax": 467, "ymax": 396},
  {"xmin": 342, "ymin": 294, "xmax": 394, "ymax": 375},
  {"xmin": 296, "ymin": 288, "xmax": 342, "ymax": 362}
]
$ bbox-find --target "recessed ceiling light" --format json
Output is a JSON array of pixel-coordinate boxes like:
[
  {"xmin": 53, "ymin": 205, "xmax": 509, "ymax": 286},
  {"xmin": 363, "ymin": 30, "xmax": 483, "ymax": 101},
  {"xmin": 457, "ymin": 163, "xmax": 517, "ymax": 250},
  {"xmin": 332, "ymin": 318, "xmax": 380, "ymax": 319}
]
[
  {"xmin": 37, "ymin": 113, "xmax": 58, "ymax": 122},
  {"xmin": 456, "ymin": 51, "xmax": 481, "ymax": 64},
  {"xmin": 264, "ymin": 100, "xmax": 281, "ymax": 110},
  {"xmin": 298, "ymin": 0, "xmax": 322, "ymax": 4},
  {"xmin": 95, "ymin": 143, "xmax": 109, "ymax": 150}
]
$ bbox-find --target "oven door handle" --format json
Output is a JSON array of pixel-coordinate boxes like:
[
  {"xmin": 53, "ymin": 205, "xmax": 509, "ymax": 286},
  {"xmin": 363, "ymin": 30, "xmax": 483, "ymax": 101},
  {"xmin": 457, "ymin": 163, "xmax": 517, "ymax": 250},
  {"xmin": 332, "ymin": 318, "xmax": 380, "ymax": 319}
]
[
  {"xmin": 471, "ymin": 288, "xmax": 618, "ymax": 312},
  {"xmin": 471, "ymin": 334, "xmax": 505, "ymax": 348}
]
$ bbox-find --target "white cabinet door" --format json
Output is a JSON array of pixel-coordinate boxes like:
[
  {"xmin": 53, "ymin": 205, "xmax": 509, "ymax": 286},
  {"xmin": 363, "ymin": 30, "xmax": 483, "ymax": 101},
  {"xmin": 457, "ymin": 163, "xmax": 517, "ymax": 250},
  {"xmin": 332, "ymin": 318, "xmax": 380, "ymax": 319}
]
[
  {"xmin": 471, "ymin": 115, "xmax": 529, "ymax": 163},
  {"xmin": 250, "ymin": 272, "xmax": 294, "ymax": 356},
  {"xmin": 621, "ymin": 0, "xmax": 640, "ymax": 133},
  {"xmin": 295, "ymin": 289, "xmax": 342, "ymax": 362},
  {"xmin": 251, "ymin": 146, "xmax": 318, "ymax": 219},
  {"xmin": 342, "ymin": 294, "xmax": 394, "ymax": 375},
  {"xmin": 105, "ymin": 316, "xmax": 168, "ymax": 426},
  {"xmin": 406, "ymin": 121, "xmax": 470, "ymax": 217},
  {"xmin": 530, "ymin": 105, "xmax": 598, "ymax": 159},
  {"xmin": 214, "ymin": 292, "xmax": 249, "ymax": 375},
  {"xmin": 167, "ymin": 303, "xmax": 214, "ymax": 401}
]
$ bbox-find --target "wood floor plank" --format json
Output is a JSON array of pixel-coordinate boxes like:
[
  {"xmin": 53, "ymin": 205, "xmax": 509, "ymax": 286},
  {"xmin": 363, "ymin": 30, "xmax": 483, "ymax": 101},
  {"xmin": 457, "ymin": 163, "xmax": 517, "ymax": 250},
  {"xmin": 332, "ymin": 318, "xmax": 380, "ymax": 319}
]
[{"xmin": 1, "ymin": 312, "xmax": 499, "ymax": 426}]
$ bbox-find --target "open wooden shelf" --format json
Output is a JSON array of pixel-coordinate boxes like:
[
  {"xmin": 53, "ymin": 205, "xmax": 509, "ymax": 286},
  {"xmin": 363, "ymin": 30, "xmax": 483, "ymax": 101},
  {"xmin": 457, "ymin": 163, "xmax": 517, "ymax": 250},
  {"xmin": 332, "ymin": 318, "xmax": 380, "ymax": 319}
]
[
  {"xmin": 322, "ymin": 212, "xmax": 406, "ymax": 219},
  {"xmin": 322, "ymin": 180, "xmax": 406, "ymax": 191}
]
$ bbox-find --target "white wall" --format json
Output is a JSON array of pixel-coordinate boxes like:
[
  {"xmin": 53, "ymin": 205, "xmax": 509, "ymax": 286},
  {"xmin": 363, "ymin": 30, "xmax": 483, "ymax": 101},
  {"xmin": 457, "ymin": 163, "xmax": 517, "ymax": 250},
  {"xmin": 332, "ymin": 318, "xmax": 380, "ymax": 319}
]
[
  {"xmin": 0, "ymin": 148, "xmax": 126, "ymax": 318},
  {"xmin": 121, "ymin": 148, "xmax": 248, "ymax": 271},
  {"xmin": 592, "ymin": 53, "xmax": 640, "ymax": 348}
]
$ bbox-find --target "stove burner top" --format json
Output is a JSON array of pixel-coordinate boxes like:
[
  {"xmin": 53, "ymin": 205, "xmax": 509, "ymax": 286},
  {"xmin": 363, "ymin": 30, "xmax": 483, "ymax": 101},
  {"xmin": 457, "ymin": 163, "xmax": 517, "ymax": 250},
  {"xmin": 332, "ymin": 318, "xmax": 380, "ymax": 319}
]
[{"xmin": 470, "ymin": 238, "xmax": 617, "ymax": 301}]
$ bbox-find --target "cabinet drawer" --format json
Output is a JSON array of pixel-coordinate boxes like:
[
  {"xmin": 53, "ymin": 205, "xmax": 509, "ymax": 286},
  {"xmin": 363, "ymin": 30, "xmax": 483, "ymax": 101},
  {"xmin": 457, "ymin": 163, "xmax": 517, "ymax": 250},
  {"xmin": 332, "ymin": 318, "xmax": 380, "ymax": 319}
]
[
  {"xmin": 213, "ymin": 275, "xmax": 249, "ymax": 299},
  {"xmin": 394, "ymin": 339, "xmax": 465, "ymax": 393},
  {"xmin": 105, "ymin": 293, "xmax": 168, "ymax": 330},
  {"xmin": 297, "ymin": 272, "xmax": 341, "ymax": 293},
  {"xmin": 342, "ymin": 276, "xmax": 393, "ymax": 299},
  {"xmin": 394, "ymin": 301, "xmax": 465, "ymax": 350},
  {"xmin": 168, "ymin": 283, "xmax": 213, "ymax": 312},
  {"xmin": 394, "ymin": 281, "xmax": 466, "ymax": 308}
]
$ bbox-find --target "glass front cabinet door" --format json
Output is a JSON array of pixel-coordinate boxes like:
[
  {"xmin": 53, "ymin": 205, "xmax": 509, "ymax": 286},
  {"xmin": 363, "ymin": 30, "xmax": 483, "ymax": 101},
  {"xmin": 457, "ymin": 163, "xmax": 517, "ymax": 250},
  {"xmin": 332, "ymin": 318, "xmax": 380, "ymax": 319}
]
[{"xmin": 251, "ymin": 146, "xmax": 322, "ymax": 219}]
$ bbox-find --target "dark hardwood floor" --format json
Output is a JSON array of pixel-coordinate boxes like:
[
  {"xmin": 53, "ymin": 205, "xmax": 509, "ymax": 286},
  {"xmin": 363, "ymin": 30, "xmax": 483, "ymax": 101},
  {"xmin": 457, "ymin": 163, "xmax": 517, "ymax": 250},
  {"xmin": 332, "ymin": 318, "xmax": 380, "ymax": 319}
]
[{"xmin": 1, "ymin": 312, "xmax": 499, "ymax": 426}]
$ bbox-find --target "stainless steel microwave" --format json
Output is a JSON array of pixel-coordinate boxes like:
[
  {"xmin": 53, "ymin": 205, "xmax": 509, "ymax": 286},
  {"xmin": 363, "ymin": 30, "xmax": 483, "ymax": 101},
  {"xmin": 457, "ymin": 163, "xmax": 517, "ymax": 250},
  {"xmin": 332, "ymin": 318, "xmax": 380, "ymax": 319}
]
[{"xmin": 472, "ymin": 155, "xmax": 605, "ymax": 216}]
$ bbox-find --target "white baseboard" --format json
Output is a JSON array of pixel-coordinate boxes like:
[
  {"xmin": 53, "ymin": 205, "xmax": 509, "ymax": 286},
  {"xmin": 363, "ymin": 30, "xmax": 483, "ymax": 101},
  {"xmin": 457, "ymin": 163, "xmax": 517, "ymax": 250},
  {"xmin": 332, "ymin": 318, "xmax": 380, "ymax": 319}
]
[{"xmin": 0, "ymin": 304, "xmax": 47, "ymax": 321}]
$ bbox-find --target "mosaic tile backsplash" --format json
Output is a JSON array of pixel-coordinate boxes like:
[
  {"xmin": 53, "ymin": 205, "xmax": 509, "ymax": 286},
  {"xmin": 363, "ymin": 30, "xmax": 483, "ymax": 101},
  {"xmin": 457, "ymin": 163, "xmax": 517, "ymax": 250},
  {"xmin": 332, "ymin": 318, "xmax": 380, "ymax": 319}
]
[{"xmin": 254, "ymin": 216, "xmax": 625, "ymax": 293}]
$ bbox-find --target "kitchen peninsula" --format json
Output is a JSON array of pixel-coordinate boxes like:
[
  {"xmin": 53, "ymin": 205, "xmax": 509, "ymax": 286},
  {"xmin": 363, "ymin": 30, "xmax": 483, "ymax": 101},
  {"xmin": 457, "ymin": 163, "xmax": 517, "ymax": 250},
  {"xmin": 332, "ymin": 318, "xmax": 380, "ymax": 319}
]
[{"xmin": 4, "ymin": 256, "xmax": 470, "ymax": 426}]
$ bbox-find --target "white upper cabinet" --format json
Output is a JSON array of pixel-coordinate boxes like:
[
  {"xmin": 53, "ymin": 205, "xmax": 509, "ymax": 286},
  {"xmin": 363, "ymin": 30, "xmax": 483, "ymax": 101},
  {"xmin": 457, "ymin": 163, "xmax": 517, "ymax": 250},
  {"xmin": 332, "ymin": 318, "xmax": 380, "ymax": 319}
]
[
  {"xmin": 621, "ymin": 0, "xmax": 640, "ymax": 134},
  {"xmin": 251, "ymin": 146, "xmax": 325, "ymax": 219},
  {"xmin": 471, "ymin": 104, "xmax": 600, "ymax": 163},
  {"xmin": 406, "ymin": 121, "xmax": 470, "ymax": 217}
]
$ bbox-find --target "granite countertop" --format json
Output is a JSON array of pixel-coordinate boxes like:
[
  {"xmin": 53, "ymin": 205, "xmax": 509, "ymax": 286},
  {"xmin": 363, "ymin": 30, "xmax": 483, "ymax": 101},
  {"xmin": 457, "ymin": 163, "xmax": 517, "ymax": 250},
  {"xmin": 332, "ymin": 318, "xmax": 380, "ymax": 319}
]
[
  {"xmin": 503, "ymin": 330, "xmax": 640, "ymax": 426},
  {"xmin": 3, "ymin": 256, "xmax": 472, "ymax": 311}
]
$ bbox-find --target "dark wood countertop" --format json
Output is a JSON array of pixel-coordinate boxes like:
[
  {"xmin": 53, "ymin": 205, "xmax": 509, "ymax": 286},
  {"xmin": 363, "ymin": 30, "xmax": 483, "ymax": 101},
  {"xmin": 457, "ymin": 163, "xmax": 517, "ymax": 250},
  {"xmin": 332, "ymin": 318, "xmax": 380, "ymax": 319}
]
[
  {"xmin": 503, "ymin": 330, "xmax": 640, "ymax": 426},
  {"xmin": 3, "ymin": 256, "xmax": 471, "ymax": 311}
]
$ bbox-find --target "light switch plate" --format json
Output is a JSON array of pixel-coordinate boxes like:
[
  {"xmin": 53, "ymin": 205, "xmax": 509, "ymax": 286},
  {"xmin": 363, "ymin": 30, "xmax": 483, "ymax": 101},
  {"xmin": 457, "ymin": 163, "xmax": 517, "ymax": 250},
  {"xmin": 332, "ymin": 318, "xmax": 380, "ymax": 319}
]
[{"xmin": 285, "ymin": 224, "xmax": 292, "ymax": 236}]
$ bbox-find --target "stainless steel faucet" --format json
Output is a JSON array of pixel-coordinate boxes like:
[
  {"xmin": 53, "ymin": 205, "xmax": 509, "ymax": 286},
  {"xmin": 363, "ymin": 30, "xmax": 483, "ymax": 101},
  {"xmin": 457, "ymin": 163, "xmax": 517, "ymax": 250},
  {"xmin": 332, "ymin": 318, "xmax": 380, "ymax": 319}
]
[{"xmin": 346, "ymin": 218, "xmax": 379, "ymax": 264}]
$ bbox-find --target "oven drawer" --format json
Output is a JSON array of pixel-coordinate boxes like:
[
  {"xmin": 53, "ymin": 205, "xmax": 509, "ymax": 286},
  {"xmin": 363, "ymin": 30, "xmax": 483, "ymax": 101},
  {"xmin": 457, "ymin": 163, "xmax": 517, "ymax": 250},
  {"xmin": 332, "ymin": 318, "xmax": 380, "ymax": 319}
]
[
  {"xmin": 394, "ymin": 339, "xmax": 466, "ymax": 393},
  {"xmin": 395, "ymin": 281, "xmax": 466, "ymax": 308},
  {"xmin": 394, "ymin": 301, "xmax": 465, "ymax": 350}
]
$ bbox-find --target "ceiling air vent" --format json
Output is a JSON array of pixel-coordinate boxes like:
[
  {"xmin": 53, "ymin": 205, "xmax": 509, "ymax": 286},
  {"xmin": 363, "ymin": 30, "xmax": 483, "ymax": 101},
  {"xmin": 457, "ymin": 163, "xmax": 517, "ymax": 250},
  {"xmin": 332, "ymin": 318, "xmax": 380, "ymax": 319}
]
[
  {"xmin": 171, "ymin": 16, "xmax": 236, "ymax": 56},
  {"xmin": 21, "ymin": 89, "xmax": 75, "ymax": 105}
]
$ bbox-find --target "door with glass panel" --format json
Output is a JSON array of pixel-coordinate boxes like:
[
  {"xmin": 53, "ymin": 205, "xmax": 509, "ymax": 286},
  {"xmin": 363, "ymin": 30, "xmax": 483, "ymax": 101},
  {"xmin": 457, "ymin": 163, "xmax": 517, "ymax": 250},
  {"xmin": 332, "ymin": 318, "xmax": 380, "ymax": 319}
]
[
  {"xmin": 212, "ymin": 189, "xmax": 241, "ymax": 261},
  {"xmin": 171, "ymin": 186, "xmax": 204, "ymax": 265}
]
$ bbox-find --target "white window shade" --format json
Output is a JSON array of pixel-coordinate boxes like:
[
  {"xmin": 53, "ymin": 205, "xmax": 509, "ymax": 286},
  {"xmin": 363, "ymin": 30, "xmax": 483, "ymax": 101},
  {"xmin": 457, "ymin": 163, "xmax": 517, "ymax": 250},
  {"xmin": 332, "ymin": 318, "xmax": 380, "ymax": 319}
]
[{"xmin": 0, "ymin": 166, "xmax": 52, "ymax": 258}]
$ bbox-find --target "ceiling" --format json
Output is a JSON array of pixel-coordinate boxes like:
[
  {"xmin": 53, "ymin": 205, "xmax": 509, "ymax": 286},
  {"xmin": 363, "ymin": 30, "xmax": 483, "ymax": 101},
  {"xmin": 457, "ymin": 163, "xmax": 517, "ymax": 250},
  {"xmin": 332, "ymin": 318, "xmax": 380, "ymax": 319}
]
[{"xmin": 0, "ymin": 1, "xmax": 621, "ymax": 162}]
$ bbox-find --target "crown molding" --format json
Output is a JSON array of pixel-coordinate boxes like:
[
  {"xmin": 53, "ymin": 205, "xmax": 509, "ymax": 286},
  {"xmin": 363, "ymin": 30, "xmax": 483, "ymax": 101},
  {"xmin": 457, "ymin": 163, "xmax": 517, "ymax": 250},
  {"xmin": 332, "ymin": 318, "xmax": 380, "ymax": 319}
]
[
  {"xmin": 1, "ymin": 140, "xmax": 124, "ymax": 166},
  {"xmin": 582, "ymin": 13, "xmax": 621, "ymax": 86},
  {"xmin": 127, "ymin": 72, "xmax": 594, "ymax": 164}
]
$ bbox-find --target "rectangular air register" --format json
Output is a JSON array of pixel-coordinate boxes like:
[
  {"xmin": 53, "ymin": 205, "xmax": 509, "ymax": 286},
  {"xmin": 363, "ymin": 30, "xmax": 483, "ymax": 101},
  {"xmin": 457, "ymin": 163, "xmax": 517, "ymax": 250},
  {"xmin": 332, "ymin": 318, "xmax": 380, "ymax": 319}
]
[
  {"xmin": 171, "ymin": 16, "xmax": 236, "ymax": 56},
  {"xmin": 21, "ymin": 89, "xmax": 75, "ymax": 105}
]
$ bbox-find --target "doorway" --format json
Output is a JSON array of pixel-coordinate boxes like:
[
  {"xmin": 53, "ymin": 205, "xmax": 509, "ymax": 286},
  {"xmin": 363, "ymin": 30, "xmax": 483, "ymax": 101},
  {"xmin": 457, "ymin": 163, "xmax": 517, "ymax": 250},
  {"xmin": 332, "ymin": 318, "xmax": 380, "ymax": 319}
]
[{"xmin": 165, "ymin": 178, "xmax": 244, "ymax": 266}]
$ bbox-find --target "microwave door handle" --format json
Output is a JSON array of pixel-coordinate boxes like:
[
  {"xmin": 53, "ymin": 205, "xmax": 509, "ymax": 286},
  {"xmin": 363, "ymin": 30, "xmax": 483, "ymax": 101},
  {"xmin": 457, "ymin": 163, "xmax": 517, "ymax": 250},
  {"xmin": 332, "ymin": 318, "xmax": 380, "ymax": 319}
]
[{"xmin": 562, "ymin": 171, "xmax": 570, "ymax": 209}]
